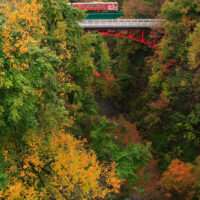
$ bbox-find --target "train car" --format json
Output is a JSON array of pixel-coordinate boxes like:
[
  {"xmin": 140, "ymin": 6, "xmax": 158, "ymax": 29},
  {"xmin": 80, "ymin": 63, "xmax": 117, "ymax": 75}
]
[{"xmin": 67, "ymin": 2, "xmax": 118, "ymax": 12}]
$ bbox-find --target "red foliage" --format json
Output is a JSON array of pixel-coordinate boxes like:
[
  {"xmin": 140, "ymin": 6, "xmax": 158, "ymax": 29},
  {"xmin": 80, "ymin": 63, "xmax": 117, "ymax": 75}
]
[
  {"xmin": 161, "ymin": 65, "xmax": 170, "ymax": 72},
  {"xmin": 169, "ymin": 59, "xmax": 176, "ymax": 63},
  {"xmin": 159, "ymin": 55, "xmax": 163, "ymax": 61},
  {"xmin": 93, "ymin": 69, "xmax": 115, "ymax": 80},
  {"xmin": 159, "ymin": 56, "xmax": 176, "ymax": 72},
  {"xmin": 93, "ymin": 68, "xmax": 100, "ymax": 77},
  {"xmin": 164, "ymin": 69, "xmax": 170, "ymax": 72}
]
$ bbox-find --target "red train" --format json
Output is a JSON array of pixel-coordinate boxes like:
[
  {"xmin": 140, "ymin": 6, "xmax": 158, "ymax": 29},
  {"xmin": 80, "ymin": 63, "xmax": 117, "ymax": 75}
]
[{"xmin": 67, "ymin": 2, "xmax": 118, "ymax": 12}]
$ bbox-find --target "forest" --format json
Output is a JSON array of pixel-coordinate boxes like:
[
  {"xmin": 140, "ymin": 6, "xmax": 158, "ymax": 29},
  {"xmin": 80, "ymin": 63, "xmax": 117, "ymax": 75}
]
[{"xmin": 0, "ymin": 0, "xmax": 199, "ymax": 199}]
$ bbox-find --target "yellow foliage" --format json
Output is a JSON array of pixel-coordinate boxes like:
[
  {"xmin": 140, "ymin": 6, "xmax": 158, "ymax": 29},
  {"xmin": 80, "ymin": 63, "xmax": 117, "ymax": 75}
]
[
  {"xmin": 1, "ymin": 128, "xmax": 122, "ymax": 199},
  {"xmin": 0, "ymin": 0, "xmax": 45, "ymax": 71},
  {"xmin": 188, "ymin": 23, "xmax": 200, "ymax": 69}
]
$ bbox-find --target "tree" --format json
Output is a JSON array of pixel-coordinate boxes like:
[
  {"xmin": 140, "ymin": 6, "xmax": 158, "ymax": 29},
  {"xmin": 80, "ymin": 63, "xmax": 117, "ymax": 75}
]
[
  {"xmin": 90, "ymin": 118, "xmax": 151, "ymax": 187},
  {"xmin": 161, "ymin": 158, "xmax": 200, "ymax": 199},
  {"xmin": 188, "ymin": 23, "xmax": 200, "ymax": 69},
  {"xmin": 122, "ymin": 0, "xmax": 165, "ymax": 18},
  {"xmin": 0, "ymin": 128, "xmax": 122, "ymax": 199},
  {"xmin": 136, "ymin": 0, "xmax": 200, "ymax": 168},
  {"xmin": 38, "ymin": 0, "xmax": 117, "ymax": 137},
  {"xmin": 0, "ymin": 1, "xmax": 155, "ymax": 199},
  {"xmin": 0, "ymin": 0, "xmax": 65, "ymax": 138}
]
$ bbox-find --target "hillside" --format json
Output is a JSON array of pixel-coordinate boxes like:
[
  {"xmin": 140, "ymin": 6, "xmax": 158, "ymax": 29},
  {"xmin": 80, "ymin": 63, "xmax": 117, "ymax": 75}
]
[{"xmin": 0, "ymin": 0, "xmax": 200, "ymax": 199}]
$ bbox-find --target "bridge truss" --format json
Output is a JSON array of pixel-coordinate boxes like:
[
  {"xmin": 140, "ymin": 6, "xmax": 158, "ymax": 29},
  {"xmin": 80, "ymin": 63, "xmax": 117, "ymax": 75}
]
[
  {"xmin": 79, "ymin": 19, "xmax": 163, "ymax": 49},
  {"xmin": 84, "ymin": 29, "xmax": 158, "ymax": 49}
]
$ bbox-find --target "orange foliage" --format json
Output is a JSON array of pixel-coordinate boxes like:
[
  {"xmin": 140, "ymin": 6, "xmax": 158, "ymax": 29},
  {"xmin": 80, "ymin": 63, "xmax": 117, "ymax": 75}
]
[{"xmin": 161, "ymin": 159, "xmax": 200, "ymax": 199}]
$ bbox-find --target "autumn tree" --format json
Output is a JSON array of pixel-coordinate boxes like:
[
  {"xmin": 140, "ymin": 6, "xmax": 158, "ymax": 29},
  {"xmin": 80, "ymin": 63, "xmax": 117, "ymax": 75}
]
[
  {"xmin": 161, "ymin": 158, "xmax": 200, "ymax": 199},
  {"xmin": 0, "ymin": 128, "xmax": 122, "ymax": 199},
  {"xmin": 0, "ymin": 2, "xmax": 150, "ymax": 200}
]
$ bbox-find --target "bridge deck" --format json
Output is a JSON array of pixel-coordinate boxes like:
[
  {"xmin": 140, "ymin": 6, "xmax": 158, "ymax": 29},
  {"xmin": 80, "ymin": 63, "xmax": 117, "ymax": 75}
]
[{"xmin": 79, "ymin": 19, "xmax": 164, "ymax": 29}]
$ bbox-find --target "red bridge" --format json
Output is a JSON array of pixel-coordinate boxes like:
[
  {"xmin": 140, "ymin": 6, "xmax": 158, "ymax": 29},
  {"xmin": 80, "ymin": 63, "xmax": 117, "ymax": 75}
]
[{"xmin": 79, "ymin": 19, "xmax": 164, "ymax": 49}]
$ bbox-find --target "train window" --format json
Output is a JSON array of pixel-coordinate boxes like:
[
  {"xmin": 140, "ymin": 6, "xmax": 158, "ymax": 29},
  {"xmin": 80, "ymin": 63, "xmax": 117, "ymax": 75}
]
[
  {"xmin": 90, "ymin": 5, "xmax": 92, "ymax": 7},
  {"xmin": 81, "ymin": 5, "xmax": 84, "ymax": 8},
  {"xmin": 98, "ymin": 5, "xmax": 101, "ymax": 8},
  {"xmin": 102, "ymin": 5, "xmax": 105, "ymax": 8},
  {"xmin": 94, "ymin": 5, "xmax": 96, "ymax": 8},
  {"xmin": 86, "ymin": 5, "xmax": 89, "ymax": 8}
]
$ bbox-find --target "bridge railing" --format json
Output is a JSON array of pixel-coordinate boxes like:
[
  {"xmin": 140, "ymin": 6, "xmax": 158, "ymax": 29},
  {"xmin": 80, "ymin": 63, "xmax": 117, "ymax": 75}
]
[
  {"xmin": 82, "ymin": 19, "xmax": 163, "ymax": 22},
  {"xmin": 79, "ymin": 19, "xmax": 164, "ymax": 29}
]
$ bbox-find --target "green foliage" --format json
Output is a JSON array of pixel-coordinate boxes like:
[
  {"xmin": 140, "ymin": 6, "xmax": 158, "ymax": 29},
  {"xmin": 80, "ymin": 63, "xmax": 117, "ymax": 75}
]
[
  {"xmin": 0, "ymin": 150, "xmax": 8, "ymax": 189},
  {"xmin": 90, "ymin": 118, "xmax": 151, "ymax": 186},
  {"xmin": 5, "ymin": 0, "xmax": 200, "ymax": 199},
  {"xmin": 101, "ymin": 0, "xmax": 200, "ymax": 176},
  {"xmin": 0, "ymin": 11, "xmax": 64, "ymax": 138},
  {"xmin": 160, "ymin": 0, "xmax": 200, "ymax": 61},
  {"xmin": 38, "ymin": 0, "xmax": 96, "ymax": 136}
]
